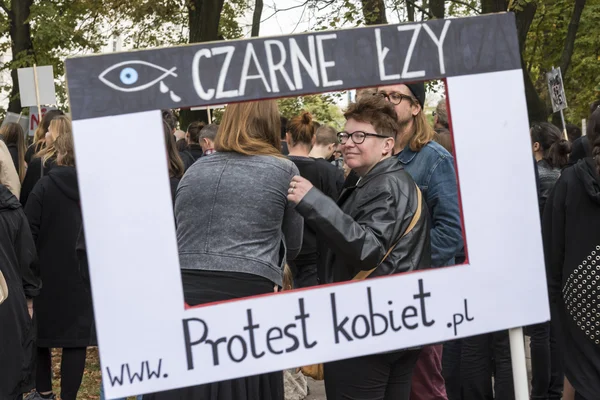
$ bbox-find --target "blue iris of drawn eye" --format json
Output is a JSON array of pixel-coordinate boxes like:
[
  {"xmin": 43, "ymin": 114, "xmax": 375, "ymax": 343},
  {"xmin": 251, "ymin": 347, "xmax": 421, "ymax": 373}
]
[{"xmin": 120, "ymin": 67, "xmax": 138, "ymax": 85}]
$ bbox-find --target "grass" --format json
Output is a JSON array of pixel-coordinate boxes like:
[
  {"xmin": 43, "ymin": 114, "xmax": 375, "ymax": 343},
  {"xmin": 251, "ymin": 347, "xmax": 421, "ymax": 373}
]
[{"xmin": 27, "ymin": 347, "xmax": 136, "ymax": 400}]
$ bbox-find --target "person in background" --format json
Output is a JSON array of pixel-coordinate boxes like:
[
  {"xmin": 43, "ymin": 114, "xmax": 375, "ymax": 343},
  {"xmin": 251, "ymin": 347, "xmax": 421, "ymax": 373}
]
[
  {"xmin": 21, "ymin": 115, "xmax": 70, "ymax": 207},
  {"xmin": 568, "ymin": 100, "xmax": 600, "ymax": 166},
  {"xmin": 144, "ymin": 100, "xmax": 303, "ymax": 400},
  {"xmin": 543, "ymin": 104, "xmax": 600, "ymax": 400},
  {"xmin": 309, "ymin": 124, "xmax": 344, "ymax": 197},
  {"xmin": 526, "ymin": 122, "xmax": 572, "ymax": 400},
  {"xmin": 0, "ymin": 139, "xmax": 20, "ymax": 199},
  {"xmin": 1, "ymin": 122, "xmax": 27, "ymax": 182},
  {"xmin": 288, "ymin": 94, "xmax": 429, "ymax": 399},
  {"xmin": 162, "ymin": 121, "xmax": 185, "ymax": 206},
  {"xmin": 433, "ymin": 99, "xmax": 449, "ymax": 131},
  {"xmin": 162, "ymin": 109, "xmax": 194, "ymax": 170},
  {"xmin": 376, "ymin": 82, "xmax": 462, "ymax": 400},
  {"xmin": 286, "ymin": 111, "xmax": 339, "ymax": 287},
  {"xmin": 280, "ymin": 116, "xmax": 289, "ymax": 155},
  {"xmin": 566, "ymin": 123, "xmax": 582, "ymax": 144},
  {"xmin": 433, "ymin": 128, "xmax": 454, "ymax": 155},
  {"xmin": 0, "ymin": 167, "xmax": 41, "ymax": 400},
  {"xmin": 25, "ymin": 109, "xmax": 64, "ymax": 164},
  {"xmin": 24, "ymin": 119, "xmax": 95, "ymax": 400},
  {"xmin": 199, "ymin": 123, "xmax": 219, "ymax": 156},
  {"xmin": 186, "ymin": 121, "xmax": 206, "ymax": 161}
]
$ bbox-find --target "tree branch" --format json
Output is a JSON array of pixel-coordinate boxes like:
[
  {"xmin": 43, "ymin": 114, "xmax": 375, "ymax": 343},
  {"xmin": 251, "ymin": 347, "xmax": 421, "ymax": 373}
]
[
  {"xmin": 405, "ymin": 0, "xmax": 433, "ymax": 19},
  {"xmin": 261, "ymin": 1, "xmax": 311, "ymax": 24},
  {"xmin": 447, "ymin": 0, "xmax": 481, "ymax": 14}
]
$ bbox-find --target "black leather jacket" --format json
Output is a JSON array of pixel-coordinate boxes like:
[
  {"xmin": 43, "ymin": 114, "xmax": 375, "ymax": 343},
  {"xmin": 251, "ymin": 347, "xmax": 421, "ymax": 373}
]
[{"xmin": 296, "ymin": 157, "xmax": 431, "ymax": 284}]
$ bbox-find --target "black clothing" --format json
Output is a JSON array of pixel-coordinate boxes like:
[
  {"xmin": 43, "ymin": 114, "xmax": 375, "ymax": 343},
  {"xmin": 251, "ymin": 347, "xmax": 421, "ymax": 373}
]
[
  {"xmin": 461, "ymin": 331, "xmax": 514, "ymax": 400},
  {"xmin": 7, "ymin": 142, "xmax": 19, "ymax": 172},
  {"xmin": 24, "ymin": 142, "xmax": 44, "ymax": 164},
  {"xmin": 20, "ymin": 157, "xmax": 54, "ymax": 207},
  {"xmin": 36, "ymin": 347, "xmax": 87, "ymax": 400},
  {"xmin": 188, "ymin": 144, "xmax": 203, "ymax": 161},
  {"xmin": 288, "ymin": 156, "xmax": 341, "ymax": 287},
  {"xmin": 543, "ymin": 158, "xmax": 600, "ymax": 400},
  {"xmin": 0, "ymin": 185, "xmax": 40, "ymax": 399},
  {"xmin": 281, "ymin": 141, "xmax": 289, "ymax": 155},
  {"xmin": 144, "ymin": 270, "xmax": 283, "ymax": 400},
  {"xmin": 313, "ymin": 157, "xmax": 344, "ymax": 197},
  {"xmin": 567, "ymin": 136, "xmax": 591, "ymax": 167},
  {"xmin": 297, "ymin": 157, "xmax": 430, "ymax": 284},
  {"xmin": 169, "ymin": 177, "xmax": 180, "ymax": 206},
  {"xmin": 536, "ymin": 159, "xmax": 561, "ymax": 217},
  {"xmin": 324, "ymin": 349, "xmax": 421, "ymax": 400},
  {"xmin": 179, "ymin": 150, "xmax": 195, "ymax": 171},
  {"xmin": 24, "ymin": 166, "xmax": 95, "ymax": 348},
  {"xmin": 526, "ymin": 321, "xmax": 563, "ymax": 400}
]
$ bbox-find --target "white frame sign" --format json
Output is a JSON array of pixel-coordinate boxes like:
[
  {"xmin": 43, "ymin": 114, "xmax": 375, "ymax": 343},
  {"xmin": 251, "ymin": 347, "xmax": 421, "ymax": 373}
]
[{"xmin": 65, "ymin": 13, "xmax": 549, "ymax": 398}]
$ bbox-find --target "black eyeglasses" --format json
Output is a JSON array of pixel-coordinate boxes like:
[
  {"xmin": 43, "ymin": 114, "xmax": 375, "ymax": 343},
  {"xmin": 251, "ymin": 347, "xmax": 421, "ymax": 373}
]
[
  {"xmin": 337, "ymin": 131, "xmax": 390, "ymax": 145},
  {"xmin": 375, "ymin": 91, "xmax": 415, "ymax": 106}
]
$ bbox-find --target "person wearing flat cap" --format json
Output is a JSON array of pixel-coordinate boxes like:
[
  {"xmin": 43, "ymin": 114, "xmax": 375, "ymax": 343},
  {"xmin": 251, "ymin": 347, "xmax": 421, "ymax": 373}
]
[{"xmin": 375, "ymin": 82, "xmax": 463, "ymax": 400}]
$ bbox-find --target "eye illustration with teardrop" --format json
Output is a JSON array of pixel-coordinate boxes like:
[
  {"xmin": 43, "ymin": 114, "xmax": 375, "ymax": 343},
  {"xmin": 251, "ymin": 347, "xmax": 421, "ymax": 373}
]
[{"xmin": 98, "ymin": 60, "xmax": 181, "ymax": 102}]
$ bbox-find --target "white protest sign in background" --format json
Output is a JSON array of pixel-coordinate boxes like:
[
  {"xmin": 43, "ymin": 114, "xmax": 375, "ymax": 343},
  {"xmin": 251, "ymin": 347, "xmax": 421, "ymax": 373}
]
[
  {"xmin": 17, "ymin": 65, "xmax": 56, "ymax": 107},
  {"xmin": 547, "ymin": 67, "xmax": 567, "ymax": 113},
  {"xmin": 65, "ymin": 14, "xmax": 548, "ymax": 398},
  {"xmin": 1, "ymin": 111, "xmax": 29, "ymax": 133},
  {"xmin": 28, "ymin": 106, "xmax": 57, "ymax": 136}
]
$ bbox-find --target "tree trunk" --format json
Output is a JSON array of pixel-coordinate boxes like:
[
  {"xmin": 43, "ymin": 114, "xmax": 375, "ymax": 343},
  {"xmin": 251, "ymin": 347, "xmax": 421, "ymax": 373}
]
[
  {"xmin": 406, "ymin": 0, "xmax": 415, "ymax": 22},
  {"xmin": 251, "ymin": 0, "xmax": 263, "ymax": 37},
  {"xmin": 430, "ymin": 0, "xmax": 444, "ymax": 19},
  {"xmin": 181, "ymin": 0, "xmax": 226, "ymax": 130},
  {"xmin": 481, "ymin": 0, "xmax": 508, "ymax": 14},
  {"xmin": 6, "ymin": 0, "xmax": 34, "ymax": 113},
  {"xmin": 360, "ymin": 0, "xmax": 387, "ymax": 25},
  {"xmin": 560, "ymin": 0, "xmax": 586, "ymax": 77}
]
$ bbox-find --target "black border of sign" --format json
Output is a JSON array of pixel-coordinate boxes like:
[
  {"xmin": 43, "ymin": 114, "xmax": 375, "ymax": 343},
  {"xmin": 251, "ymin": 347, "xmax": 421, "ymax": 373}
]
[{"xmin": 66, "ymin": 13, "xmax": 519, "ymax": 121}]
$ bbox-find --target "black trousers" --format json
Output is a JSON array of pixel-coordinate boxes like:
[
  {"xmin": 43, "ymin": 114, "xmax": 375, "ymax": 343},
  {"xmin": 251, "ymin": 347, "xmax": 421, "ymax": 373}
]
[
  {"xmin": 324, "ymin": 349, "xmax": 421, "ymax": 400},
  {"xmin": 442, "ymin": 339, "xmax": 462, "ymax": 400},
  {"xmin": 525, "ymin": 322, "xmax": 564, "ymax": 400},
  {"xmin": 461, "ymin": 330, "xmax": 514, "ymax": 400},
  {"xmin": 36, "ymin": 347, "xmax": 87, "ymax": 400}
]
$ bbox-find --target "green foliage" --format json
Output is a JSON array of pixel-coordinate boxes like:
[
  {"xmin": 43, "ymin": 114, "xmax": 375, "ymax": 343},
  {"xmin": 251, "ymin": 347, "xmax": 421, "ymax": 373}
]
[
  {"xmin": 523, "ymin": 0, "xmax": 600, "ymax": 122},
  {"xmin": 278, "ymin": 94, "xmax": 345, "ymax": 130},
  {"xmin": 220, "ymin": 0, "xmax": 247, "ymax": 39}
]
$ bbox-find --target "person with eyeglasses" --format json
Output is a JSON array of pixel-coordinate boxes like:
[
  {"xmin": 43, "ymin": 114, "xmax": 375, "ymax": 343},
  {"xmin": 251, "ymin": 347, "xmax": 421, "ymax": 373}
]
[
  {"xmin": 287, "ymin": 94, "xmax": 430, "ymax": 400},
  {"xmin": 375, "ymin": 83, "xmax": 462, "ymax": 400}
]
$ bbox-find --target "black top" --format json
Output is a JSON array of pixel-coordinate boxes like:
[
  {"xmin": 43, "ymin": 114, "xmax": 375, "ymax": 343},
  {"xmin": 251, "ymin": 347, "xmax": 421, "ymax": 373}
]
[
  {"xmin": 7, "ymin": 143, "xmax": 19, "ymax": 172},
  {"xmin": 542, "ymin": 158, "xmax": 600, "ymax": 399},
  {"xmin": 24, "ymin": 142, "xmax": 44, "ymax": 164},
  {"xmin": 288, "ymin": 156, "xmax": 341, "ymax": 268},
  {"xmin": 188, "ymin": 144, "xmax": 203, "ymax": 161},
  {"xmin": 314, "ymin": 157, "xmax": 344, "ymax": 196},
  {"xmin": 24, "ymin": 166, "xmax": 95, "ymax": 347},
  {"xmin": 20, "ymin": 157, "xmax": 55, "ymax": 207},
  {"xmin": 179, "ymin": 150, "xmax": 195, "ymax": 171},
  {"xmin": 536, "ymin": 159, "xmax": 561, "ymax": 217},
  {"xmin": 568, "ymin": 136, "xmax": 591, "ymax": 167},
  {"xmin": 0, "ymin": 184, "xmax": 40, "ymax": 397}
]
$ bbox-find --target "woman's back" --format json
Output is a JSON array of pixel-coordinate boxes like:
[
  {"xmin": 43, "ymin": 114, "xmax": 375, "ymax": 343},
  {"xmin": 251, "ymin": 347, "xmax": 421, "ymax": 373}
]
[{"xmin": 175, "ymin": 152, "xmax": 302, "ymax": 285}]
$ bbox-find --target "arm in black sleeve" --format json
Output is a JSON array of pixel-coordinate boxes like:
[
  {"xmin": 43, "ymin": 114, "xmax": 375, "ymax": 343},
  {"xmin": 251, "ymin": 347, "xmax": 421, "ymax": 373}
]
[
  {"xmin": 296, "ymin": 186, "xmax": 407, "ymax": 271},
  {"xmin": 542, "ymin": 177, "xmax": 567, "ymax": 305},
  {"xmin": 20, "ymin": 157, "xmax": 43, "ymax": 207},
  {"xmin": 16, "ymin": 210, "xmax": 41, "ymax": 298}
]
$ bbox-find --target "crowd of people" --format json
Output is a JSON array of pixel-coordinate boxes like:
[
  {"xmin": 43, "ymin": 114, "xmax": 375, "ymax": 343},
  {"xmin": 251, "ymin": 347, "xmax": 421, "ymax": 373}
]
[{"xmin": 0, "ymin": 84, "xmax": 599, "ymax": 400}]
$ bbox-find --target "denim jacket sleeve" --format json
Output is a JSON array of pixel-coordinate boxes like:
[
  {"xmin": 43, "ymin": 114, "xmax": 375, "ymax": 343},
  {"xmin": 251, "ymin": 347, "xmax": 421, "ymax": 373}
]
[{"xmin": 426, "ymin": 155, "xmax": 462, "ymax": 267}]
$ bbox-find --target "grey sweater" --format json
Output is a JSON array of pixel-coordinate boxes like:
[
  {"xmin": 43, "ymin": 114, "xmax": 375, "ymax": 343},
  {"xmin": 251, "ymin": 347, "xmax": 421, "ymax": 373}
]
[{"xmin": 174, "ymin": 152, "xmax": 303, "ymax": 286}]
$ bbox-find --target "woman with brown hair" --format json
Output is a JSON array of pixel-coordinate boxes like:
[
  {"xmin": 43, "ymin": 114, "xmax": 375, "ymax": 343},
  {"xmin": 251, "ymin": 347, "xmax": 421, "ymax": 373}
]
[
  {"xmin": 1, "ymin": 122, "xmax": 27, "ymax": 182},
  {"xmin": 24, "ymin": 117, "xmax": 95, "ymax": 400},
  {"xmin": 288, "ymin": 94, "xmax": 429, "ymax": 399},
  {"xmin": 24, "ymin": 109, "xmax": 64, "ymax": 164},
  {"xmin": 286, "ymin": 111, "xmax": 341, "ymax": 287},
  {"xmin": 20, "ymin": 115, "xmax": 71, "ymax": 207},
  {"xmin": 145, "ymin": 100, "xmax": 303, "ymax": 400}
]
